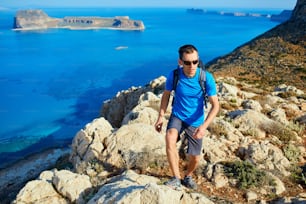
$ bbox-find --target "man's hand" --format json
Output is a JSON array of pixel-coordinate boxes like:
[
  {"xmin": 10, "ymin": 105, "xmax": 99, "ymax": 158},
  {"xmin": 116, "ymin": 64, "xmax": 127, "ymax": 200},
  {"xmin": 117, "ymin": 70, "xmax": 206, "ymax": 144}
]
[
  {"xmin": 154, "ymin": 117, "xmax": 163, "ymax": 132},
  {"xmin": 193, "ymin": 125, "xmax": 206, "ymax": 139}
]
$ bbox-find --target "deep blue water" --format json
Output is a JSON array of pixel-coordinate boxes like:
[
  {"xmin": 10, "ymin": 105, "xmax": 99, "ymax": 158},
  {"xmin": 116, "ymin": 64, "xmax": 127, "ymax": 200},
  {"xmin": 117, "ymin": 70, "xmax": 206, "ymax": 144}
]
[{"xmin": 0, "ymin": 7, "xmax": 280, "ymax": 168}]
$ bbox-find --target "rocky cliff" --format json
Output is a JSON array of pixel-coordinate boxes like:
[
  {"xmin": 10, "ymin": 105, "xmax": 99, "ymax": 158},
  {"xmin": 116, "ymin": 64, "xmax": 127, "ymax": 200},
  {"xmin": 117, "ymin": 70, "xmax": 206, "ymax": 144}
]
[
  {"xmin": 13, "ymin": 9, "xmax": 145, "ymax": 30},
  {"xmin": 270, "ymin": 10, "xmax": 292, "ymax": 23},
  {"xmin": 207, "ymin": 0, "xmax": 305, "ymax": 91}
]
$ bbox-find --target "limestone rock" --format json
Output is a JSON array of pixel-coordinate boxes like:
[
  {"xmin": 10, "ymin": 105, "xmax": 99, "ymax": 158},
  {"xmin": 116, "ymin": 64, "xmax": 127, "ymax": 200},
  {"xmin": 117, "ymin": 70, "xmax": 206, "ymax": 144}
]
[
  {"xmin": 266, "ymin": 172, "xmax": 286, "ymax": 195},
  {"xmin": 13, "ymin": 180, "xmax": 68, "ymax": 204},
  {"xmin": 101, "ymin": 76, "xmax": 166, "ymax": 127},
  {"xmin": 52, "ymin": 170, "xmax": 92, "ymax": 204},
  {"xmin": 70, "ymin": 117, "xmax": 113, "ymax": 173},
  {"xmin": 102, "ymin": 123, "xmax": 165, "ymax": 169},
  {"xmin": 245, "ymin": 141, "xmax": 291, "ymax": 176},
  {"xmin": 88, "ymin": 170, "xmax": 214, "ymax": 204}
]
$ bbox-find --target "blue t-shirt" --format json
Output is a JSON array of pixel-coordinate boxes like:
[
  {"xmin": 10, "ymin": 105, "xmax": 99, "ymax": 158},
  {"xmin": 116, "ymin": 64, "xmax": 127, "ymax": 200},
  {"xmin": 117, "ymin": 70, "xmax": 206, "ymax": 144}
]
[{"xmin": 165, "ymin": 68, "xmax": 217, "ymax": 127}]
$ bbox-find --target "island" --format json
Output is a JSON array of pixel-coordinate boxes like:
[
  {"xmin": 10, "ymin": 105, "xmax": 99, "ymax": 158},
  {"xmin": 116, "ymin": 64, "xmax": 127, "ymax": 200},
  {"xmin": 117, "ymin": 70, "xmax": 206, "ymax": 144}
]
[
  {"xmin": 186, "ymin": 8, "xmax": 271, "ymax": 18},
  {"xmin": 186, "ymin": 8, "xmax": 293, "ymax": 22},
  {"xmin": 13, "ymin": 9, "xmax": 145, "ymax": 31}
]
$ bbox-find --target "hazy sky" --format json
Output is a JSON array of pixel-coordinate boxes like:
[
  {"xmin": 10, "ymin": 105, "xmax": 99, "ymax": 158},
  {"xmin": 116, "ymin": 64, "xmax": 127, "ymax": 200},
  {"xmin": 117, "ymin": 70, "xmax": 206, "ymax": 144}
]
[{"xmin": 0, "ymin": 0, "xmax": 297, "ymax": 9}]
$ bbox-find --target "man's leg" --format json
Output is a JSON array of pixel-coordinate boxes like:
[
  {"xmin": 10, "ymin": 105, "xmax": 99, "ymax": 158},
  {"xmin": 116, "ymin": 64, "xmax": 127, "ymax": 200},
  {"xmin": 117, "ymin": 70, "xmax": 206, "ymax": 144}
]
[
  {"xmin": 186, "ymin": 154, "xmax": 200, "ymax": 176},
  {"xmin": 166, "ymin": 128, "xmax": 180, "ymax": 178},
  {"xmin": 181, "ymin": 125, "xmax": 202, "ymax": 189}
]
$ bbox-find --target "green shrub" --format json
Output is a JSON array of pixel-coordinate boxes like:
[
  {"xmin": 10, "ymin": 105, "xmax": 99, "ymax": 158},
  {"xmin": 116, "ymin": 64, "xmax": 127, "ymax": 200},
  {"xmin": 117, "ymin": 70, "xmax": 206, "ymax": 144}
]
[
  {"xmin": 283, "ymin": 143, "xmax": 301, "ymax": 162},
  {"xmin": 89, "ymin": 158, "xmax": 104, "ymax": 173},
  {"xmin": 290, "ymin": 164, "xmax": 306, "ymax": 187},
  {"xmin": 224, "ymin": 160, "xmax": 270, "ymax": 190},
  {"xmin": 287, "ymin": 121, "xmax": 305, "ymax": 137}
]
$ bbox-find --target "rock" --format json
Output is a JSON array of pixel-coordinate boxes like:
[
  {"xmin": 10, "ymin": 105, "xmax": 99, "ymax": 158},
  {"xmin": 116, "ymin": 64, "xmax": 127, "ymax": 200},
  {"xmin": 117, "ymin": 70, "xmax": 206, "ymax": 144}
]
[
  {"xmin": 246, "ymin": 191, "xmax": 258, "ymax": 202},
  {"xmin": 266, "ymin": 172, "xmax": 286, "ymax": 195},
  {"xmin": 102, "ymin": 123, "xmax": 165, "ymax": 169},
  {"xmin": 211, "ymin": 164, "xmax": 229, "ymax": 188},
  {"xmin": 242, "ymin": 99, "xmax": 262, "ymax": 112},
  {"xmin": 52, "ymin": 170, "xmax": 92, "ymax": 204},
  {"xmin": 0, "ymin": 148, "xmax": 70, "ymax": 203},
  {"xmin": 245, "ymin": 142, "xmax": 291, "ymax": 176},
  {"xmin": 228, "ymin": 109, "xmax": 273, "ymax": 138},
  {"xmin": 274, "ymin": 84, "xmax": 304, "ymax": 95},
  {"xmin": 13, "ymin": 180, "xmax": 68, "ymax": 204},
  {"xmin": 101, "ymin": 76, "xmax": 166, "ymax": 127},
  {"xmin": 295, "ymin": 114, "xmax": 306, "ymax": 124},
  {"xmin": 269, "ymin": 108, "xmax": 289, "ymax": 125},
  {"xmin": 70, "ymin": 117, "xmax": 113, "ymax": 173},
  {"xmin": 88, "ymin": 170, "xmax": 214, "ymax": 204}
]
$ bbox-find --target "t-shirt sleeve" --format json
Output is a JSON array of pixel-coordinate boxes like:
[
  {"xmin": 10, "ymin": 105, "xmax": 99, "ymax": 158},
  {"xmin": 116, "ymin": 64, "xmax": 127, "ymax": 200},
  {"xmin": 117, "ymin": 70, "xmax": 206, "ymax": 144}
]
[
  {"xmin": 205, "ymin": 71, "xmax": 217, "ymax": 96},
  {"xmin": 165, "ymin": 70, "xmax": 175, "ymax": 91}
]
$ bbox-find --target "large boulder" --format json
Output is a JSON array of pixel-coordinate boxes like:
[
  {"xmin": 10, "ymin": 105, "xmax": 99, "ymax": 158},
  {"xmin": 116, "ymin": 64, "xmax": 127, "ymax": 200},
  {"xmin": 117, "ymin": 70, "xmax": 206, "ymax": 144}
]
[
  {"xmin": 88, "ymin": 170, "xmax": 214, "ymax": 204},
  {"xmin": 70, "ymin": 117, "xmax": 113, "ymax": 173},
  {"xmin": 14, "ymin": 169, "xmax": 92, "ymax": 204}
]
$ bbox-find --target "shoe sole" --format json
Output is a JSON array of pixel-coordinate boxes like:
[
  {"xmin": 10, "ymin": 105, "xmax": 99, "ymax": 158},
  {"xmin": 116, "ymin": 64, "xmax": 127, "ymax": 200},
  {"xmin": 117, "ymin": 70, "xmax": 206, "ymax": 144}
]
[
  {"xmin": 164, "ymin": 184, "xmax": 182, "ymax": 191},
  {"xmin": 182, "ymin": 181, "xmax": 197, "ymax": 190}
]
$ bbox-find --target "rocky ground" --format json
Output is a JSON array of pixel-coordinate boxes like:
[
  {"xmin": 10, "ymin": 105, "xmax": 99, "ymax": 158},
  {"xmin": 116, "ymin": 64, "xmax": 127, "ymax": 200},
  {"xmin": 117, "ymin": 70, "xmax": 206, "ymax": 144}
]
[{"xmin": 9, "ymin": 75, "xmax": 306, "ymax": 204}]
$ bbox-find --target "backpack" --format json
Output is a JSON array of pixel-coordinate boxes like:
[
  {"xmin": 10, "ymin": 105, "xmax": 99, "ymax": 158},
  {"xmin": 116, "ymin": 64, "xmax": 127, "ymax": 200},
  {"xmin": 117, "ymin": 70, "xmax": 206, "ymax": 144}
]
[{"xmin": 172, "ymin": 60, "xmax": 208, "ymax": 108}]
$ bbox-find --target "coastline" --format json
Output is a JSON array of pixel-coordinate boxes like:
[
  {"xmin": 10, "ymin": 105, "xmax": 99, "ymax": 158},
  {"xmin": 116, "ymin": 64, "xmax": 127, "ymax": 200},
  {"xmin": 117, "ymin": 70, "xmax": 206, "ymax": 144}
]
[{"xmin": 0, "ymin": 147, "xmax": 70, "ymax": 203}]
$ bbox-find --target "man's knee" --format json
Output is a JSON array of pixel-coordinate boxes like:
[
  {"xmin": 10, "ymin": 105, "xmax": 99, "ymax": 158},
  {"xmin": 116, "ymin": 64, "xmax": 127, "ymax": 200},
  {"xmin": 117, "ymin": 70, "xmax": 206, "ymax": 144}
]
[
  {"xmin": 189, "ymin": 155, "xmax": 201, "ymax": 163},
  {"xmin": 166, "ymin": 128, "xmax": 178, "ymax": 148}
]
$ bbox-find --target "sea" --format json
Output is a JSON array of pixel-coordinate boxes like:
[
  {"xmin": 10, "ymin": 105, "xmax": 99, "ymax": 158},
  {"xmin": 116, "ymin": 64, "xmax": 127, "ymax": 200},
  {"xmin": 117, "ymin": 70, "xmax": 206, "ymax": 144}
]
[{"xmin": 0, "ymin": 7, "xmax": 282, "ymax": 169}]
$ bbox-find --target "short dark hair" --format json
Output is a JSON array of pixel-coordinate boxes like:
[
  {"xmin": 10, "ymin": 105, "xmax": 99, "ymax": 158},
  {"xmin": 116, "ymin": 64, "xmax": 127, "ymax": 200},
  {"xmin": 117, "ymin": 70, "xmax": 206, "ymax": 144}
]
[{"xmin": 178, "ymin": 44, "xmax": 198, "ymax": 60}]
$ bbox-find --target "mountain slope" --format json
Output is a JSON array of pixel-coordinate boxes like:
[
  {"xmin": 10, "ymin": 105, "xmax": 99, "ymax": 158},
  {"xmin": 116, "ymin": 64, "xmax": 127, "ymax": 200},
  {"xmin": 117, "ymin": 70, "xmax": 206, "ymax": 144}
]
[{"xmin": 207, "ymin": 0, "xmax": 305, "ymax": 91}]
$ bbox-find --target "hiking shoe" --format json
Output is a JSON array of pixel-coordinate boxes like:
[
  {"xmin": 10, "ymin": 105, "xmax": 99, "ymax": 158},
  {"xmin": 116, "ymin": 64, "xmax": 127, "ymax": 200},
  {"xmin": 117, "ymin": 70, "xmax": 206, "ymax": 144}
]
[
  {"xmin": 164, "ymin": 177, "xmax": 182, "ymax": 190},
  {"xmin": 182, "ymin": 176, "xmax": 197, "ymax": 190}
]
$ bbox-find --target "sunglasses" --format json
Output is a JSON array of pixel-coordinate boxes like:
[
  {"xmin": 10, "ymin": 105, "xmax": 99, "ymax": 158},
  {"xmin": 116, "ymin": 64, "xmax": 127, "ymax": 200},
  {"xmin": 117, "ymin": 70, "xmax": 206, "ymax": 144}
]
[{"xmin": 182, "ymin": 59, "xmax": 199, "ymax": 66}]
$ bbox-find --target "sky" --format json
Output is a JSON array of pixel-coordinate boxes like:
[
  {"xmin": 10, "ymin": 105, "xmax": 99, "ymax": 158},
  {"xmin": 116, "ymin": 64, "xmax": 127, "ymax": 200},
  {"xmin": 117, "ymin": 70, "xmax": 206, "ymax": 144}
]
[{"xmin": 0, "ymin": 0, "xmax": 298, "ymax": 10}]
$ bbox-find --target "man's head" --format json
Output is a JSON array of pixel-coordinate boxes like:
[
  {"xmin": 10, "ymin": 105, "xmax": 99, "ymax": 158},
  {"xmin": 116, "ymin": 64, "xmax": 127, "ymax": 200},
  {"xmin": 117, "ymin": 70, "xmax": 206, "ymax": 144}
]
[{"xmin": 178, "ymin": 44, "xmax": 199, "ymax": 77}]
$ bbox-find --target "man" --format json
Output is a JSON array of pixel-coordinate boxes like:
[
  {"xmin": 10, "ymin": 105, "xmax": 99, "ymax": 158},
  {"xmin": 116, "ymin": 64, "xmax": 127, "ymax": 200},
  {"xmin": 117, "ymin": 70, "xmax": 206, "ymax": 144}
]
[{"xmin": 154, "ymin": 44, "xmax": 219, "ymax": 190}]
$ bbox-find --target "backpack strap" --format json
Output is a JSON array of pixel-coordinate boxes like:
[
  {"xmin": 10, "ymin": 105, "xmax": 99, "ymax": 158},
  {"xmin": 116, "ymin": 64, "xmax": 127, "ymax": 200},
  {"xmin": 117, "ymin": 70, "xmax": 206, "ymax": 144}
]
[
  {"xmin": 172, "ymin": 65, "xmax": 180, "ymax": 91},
  {"xmin": 172, "ymin": 66, "xmax": 181, "ymax": 106},
  {"xmin": 198, "ymin": 60, "xmax": 208, "ymax": 108}
]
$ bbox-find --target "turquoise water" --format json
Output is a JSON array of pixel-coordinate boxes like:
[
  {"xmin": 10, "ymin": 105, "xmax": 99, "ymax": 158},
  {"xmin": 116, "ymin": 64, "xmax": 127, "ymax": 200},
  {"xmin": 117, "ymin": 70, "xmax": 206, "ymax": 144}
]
[{"xmin": 0, "ymin": 7, "xmax": 280, "ymax": 167}]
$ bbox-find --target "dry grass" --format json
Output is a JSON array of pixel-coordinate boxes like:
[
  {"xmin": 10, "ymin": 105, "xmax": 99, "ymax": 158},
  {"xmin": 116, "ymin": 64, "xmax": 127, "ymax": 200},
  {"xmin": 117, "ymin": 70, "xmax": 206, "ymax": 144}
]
[{"xmin": 260, "ymin": 122, "xmax": 297, "ymax": 143}]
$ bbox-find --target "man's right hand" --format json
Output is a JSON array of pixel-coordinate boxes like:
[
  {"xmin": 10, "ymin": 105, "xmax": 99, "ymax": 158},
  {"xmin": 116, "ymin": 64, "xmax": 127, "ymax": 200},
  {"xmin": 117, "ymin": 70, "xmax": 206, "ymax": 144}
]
[{"xmin": 154, "ymin": 118, "xmax": 163, "ymax": 132}]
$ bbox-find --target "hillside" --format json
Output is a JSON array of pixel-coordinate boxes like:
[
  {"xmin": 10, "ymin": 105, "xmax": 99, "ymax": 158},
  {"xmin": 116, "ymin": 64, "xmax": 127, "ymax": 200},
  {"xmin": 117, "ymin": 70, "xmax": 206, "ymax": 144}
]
[
  {"xmin": 10, "ymin": 75, "xmax": 305, "ymax": 204},
  {"xmin": 207, "ymin": 0, "xmax": 305, "ymax": 91}
]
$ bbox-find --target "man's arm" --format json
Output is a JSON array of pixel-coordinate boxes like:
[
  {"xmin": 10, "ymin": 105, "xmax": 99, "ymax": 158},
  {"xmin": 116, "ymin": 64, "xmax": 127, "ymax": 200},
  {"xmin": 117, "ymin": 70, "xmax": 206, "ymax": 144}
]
[
  {"xmin": 193, "ymin": 95, "xmax": 219, "ymax": 139},
  {"xmin": 155, "ymin": 90, "xmax": 171, "ymax": 132}
]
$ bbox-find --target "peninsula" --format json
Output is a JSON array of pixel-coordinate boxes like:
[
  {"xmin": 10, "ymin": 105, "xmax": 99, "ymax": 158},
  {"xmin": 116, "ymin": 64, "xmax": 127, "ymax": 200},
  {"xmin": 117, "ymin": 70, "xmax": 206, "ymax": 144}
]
[{"xmin": 13, "ymin": 9, "xmax": 145, "ymax": 31}]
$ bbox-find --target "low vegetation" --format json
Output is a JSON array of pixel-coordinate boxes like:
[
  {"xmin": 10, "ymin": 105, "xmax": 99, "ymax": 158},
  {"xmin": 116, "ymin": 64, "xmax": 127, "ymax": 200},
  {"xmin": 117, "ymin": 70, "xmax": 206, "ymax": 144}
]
[{"xmin": 223, "ymin": 160, "xmax": 272, "ymax": 190}]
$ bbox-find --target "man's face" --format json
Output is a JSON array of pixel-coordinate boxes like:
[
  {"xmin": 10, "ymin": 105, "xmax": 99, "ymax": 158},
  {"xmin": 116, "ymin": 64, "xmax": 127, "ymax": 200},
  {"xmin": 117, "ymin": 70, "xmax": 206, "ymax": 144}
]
[{"xmin": 179, "ymin": 51, "xmax": 199, "ymax": 77}]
